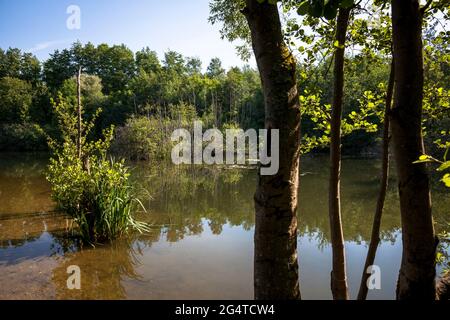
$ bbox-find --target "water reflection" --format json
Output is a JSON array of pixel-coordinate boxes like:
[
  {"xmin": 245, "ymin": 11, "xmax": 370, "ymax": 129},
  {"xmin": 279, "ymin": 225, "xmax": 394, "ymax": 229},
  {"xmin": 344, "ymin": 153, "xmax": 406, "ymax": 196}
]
[
  {"xmin": 0, "ymin": 153, "xmax": 54, "ymax": 216},
  {"xmin": 0, "ymin": 153, "xmax": 449, "ymax": 299},
  {"xmin": 52, "ymin": 239, "xmax": 144, "ymax": 299}
]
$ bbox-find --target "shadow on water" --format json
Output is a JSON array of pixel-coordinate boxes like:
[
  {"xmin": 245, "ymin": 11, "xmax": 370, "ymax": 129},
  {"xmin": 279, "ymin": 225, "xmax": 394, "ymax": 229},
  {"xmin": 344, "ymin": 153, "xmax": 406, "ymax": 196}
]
[{"xmin": 0, "ymin": 153, "xmax": 449, "ymax": 299}]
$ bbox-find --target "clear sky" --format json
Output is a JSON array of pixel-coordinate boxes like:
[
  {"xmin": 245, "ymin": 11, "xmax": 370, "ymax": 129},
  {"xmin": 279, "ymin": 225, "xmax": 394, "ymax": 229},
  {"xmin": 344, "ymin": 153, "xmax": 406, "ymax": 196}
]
[{"xmin": 0, "ymin": 0, "xmax": 249, "ymax": 70}]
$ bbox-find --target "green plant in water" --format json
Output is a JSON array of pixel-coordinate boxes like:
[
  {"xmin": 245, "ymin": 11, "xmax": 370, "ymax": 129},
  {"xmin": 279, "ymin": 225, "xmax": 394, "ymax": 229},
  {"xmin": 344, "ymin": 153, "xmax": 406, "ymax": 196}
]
[{"xmin": 44, "ymin": 89, "xmax": 149, "ymax": 244}]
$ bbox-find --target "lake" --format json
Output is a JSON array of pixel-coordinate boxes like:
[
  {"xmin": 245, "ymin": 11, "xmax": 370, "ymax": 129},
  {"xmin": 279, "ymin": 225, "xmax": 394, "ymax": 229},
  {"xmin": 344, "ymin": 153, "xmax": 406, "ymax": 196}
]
[{"xmin": 0, "ymin": 152, "xmax": 449, "ymax": 300}]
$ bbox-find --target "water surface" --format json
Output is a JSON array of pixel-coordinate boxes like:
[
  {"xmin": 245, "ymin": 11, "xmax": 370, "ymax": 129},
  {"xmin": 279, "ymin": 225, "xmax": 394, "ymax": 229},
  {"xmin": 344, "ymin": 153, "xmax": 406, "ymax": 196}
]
[{"xmin": 0, "ymin": 153, "xmax": 449, "ymax": 299}]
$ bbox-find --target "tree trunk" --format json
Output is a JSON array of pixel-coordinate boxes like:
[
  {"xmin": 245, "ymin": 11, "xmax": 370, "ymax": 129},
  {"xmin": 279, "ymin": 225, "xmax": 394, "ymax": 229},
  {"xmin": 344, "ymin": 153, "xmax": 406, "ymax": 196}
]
[
  {"xmin": 357, "ymin": 59, "xmax": 395, "ymax": 300},
  {"xmin": 243, "ymin": 0, "xmax": 301, "ymax": 300},
  {"xmin": 329, "ymin": 7, "xmax": 351, "ymax": 301},
  {"xmin": 391, "ymin": 0, "xmax": 437, "ymax": 300},
  {"xmin": 436, "ymin": 272, "xmax": 450, "ymax": 300},
  {"xmin": 77, "ymin": 66, "xmax": 82, "ymax": 159}
]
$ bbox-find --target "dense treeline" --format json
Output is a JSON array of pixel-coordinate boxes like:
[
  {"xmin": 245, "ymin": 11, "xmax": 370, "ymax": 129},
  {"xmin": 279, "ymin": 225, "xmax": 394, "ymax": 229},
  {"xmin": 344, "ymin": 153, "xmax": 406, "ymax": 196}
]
[
  {"xmin": 3, "ymin": 39, "xmax": 447, "ymax": 157},
  {"xmin": 0, "ymin": 43, "xmax": 265, "ymax": 152}
]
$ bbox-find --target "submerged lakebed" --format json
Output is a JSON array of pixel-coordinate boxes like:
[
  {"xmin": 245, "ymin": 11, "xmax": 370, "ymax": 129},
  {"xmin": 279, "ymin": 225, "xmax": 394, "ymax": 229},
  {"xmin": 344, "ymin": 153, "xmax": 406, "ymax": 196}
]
[{"xmin": 0, "ymin": 152, "xmax": 449, "ymax": 300}]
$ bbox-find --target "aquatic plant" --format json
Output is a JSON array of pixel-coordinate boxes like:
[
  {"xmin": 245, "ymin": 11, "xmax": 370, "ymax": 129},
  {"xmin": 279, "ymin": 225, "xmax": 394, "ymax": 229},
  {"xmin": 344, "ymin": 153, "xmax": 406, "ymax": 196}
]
[{"xmin": 43, "ymin": 73, "xmax": 148, "ymax": 243}]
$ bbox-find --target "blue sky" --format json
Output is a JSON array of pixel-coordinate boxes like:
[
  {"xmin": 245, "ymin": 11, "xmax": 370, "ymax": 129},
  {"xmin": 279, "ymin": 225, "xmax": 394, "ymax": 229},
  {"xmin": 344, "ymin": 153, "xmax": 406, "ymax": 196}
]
[{"xmin": 0, "ymin": 0, "xmax": 250, "ymax": 70}]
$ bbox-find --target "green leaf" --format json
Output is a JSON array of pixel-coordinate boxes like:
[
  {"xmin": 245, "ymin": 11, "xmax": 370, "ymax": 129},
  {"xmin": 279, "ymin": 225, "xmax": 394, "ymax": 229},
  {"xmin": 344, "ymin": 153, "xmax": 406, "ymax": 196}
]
[
  {"xmin": 442, "ymin": 174, "xmax": 450, "ymax": 188},
  {"xmin": 333, "ymin": 40, "xmax": 345, "ymax": 49},
  {"xmin": 413, "ymin": 154, "xmax": 434, "ymax": 164},
  {"xmin": 437, "ymin": 161, "xmax": 450, "ymax": 172}
]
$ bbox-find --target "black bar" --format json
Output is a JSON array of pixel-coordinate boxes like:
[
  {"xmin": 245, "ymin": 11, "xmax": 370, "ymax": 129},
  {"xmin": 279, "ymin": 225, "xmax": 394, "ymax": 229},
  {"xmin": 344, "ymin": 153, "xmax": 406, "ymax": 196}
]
[{"xmin": 0, "ymin": 300, "xmax": 448, "ymax": 319}]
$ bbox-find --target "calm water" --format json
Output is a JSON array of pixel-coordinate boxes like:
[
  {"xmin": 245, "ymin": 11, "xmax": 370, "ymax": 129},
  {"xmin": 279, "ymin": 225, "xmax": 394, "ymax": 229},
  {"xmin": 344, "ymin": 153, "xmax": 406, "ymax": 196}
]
[{"xmin": 0, "ymin": 152, "xmax": 449, "ymax": 300}]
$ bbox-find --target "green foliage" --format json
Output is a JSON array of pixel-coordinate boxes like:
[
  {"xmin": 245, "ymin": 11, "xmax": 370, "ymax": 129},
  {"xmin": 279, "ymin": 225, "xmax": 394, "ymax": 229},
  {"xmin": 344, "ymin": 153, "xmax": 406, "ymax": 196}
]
[
  {"xmin": 208, "ymin": 0, "xmax": 252, "ymax": 60},
  {"xmin": 415, "ymin": 149, "xmax": 450, "ymax": 189},
  {"xmin": 44, "ymin": 93, "xmax": 148, "ymax": 244},
  {"xmin": 1, "ymin": 9, "xmax": 447, "ymax": 159},
  {"xmin": 47, "ymin": 147, "xmax": 148, "ymax": 243},
  {"xmin": 112, "ymin": 115, "xmax": 171, "ymax": 161},
  {"xmin": 44, "ymin": 42, "xmax": 135, "ymax": 94},
  {"xmin": 207, "ymin": 58, "xmax": 226, "ymax": 78},
  {"xmin": 0, "ymin": 48, "xmax": 41, "ymax": 83},
  {"xmin": 416, "ymin": 20, "xmax": 450, "ymax": 190},
  {"xmin": 0, "ymin": 123, "xmax": 46, "ymax": 151},
  {"xmin": 0, "ymin": 77, "xmax": 33, "ymax": 123},
  {"xmin": 59, "ymin": 74, "xmax": 106, "ymax": 119},
  {"xmin": 422, "ymin": 29, "xmax": 450, "ymax": 156},
  {"xmin": 136, "ymin": 47, "xmax": 161, "ymax": 74},
  {"xmin": 300, "ymin": 84, "xmax": 382, "ymax": 154},
  {"xmin": 1, "ymin": 41, "xmax": 266, "ymax": 151},
  {"xmin": 112, "ymin": 103, "xmax": 198, "ymax": 161},
  {"xmin": 294, "ymin": 0, "xmax": 355, "ymax": 19},
  {"xmin": 0, "ymin": 52, "xmax": 50, "ymax": 149}
]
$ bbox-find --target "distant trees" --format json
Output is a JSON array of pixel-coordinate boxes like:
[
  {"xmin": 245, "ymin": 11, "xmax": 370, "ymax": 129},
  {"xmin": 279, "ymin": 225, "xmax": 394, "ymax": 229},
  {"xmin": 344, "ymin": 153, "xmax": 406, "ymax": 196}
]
[
  {"xmin": 0, "ymin": 48, "xmax": 48, "ymax": 150},
  {"xmin": 135, "ymin": 47, "xmax": 161, "ymax": 74},
  {"xmin": 0, "ymin": 48, "xmax": 42, "ymax": 125},
  {"xmin": 0, "ymin": 42, "xmax": 266, "ymax": 151},
  {"xmin": 44, "ymin": 42, "xmax": 135, "ymax": 94},
  {"xmin": 207, "ymin": 58, "xmax": 225, "ymax": 78},
  {"xmin": 0, "ymin": 48, "xmax": 41, "ymax": 83},
  {"xmin": 0, "ymin": 77, "xmax": 32, "ymax": 123}
]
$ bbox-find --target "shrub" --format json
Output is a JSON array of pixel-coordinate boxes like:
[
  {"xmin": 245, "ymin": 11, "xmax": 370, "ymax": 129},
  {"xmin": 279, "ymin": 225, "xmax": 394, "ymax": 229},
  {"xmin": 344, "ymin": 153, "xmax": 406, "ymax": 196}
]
[
  {"xmin": 45, "ymin": 92, "xmax": 148, "ymax": 243},
  {"xmin": 112, "ymin": 103, "xmax": 198, "ymax": 161},
  {"xmin": 112, "ymin": 116, "xmax": 166, "ymax": 161},
  {"xmin": 0, "ymin": 123, "xmax": 47, "ymax": 151},
  {"xmin": 47, "ymin": 145, "xmax": 148, "ymax": 242}
]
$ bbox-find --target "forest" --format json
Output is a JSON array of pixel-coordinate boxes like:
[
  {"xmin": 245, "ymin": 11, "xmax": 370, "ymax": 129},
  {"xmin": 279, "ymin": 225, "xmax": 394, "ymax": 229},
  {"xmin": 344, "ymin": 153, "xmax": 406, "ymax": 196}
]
[{"xmin": 0, "ymin": 0, "xmax": 449, "ymax": 302}]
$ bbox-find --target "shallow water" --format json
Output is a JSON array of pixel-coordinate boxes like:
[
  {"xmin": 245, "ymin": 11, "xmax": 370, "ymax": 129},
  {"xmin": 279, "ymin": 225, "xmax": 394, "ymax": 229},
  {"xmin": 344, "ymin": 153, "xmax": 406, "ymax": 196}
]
[{"xmin": 0, "ymin": 152, "xmax": 449, "ymax": 300}]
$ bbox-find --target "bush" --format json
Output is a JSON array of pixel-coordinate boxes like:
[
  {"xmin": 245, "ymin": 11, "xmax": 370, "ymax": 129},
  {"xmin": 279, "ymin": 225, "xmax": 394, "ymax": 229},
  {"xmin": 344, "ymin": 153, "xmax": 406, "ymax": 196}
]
[
  {"xmin": 112, "ymin": 103, "xmax": 198, "ymax": 161},
  {"xmin": 0, "ymin": 77, "xmax": 33, "ymax": 123},
  {"xmin": 47, "ymin": 145, "xmax": 148, "ymax": 242},
  {"xmin": 0, "ymin": 123, "xmax": 47, "ymax": 151},
  {"xmin": 45, "ymin": 92, "xmax": 148, "ymax": 243},
  {"xmin": 112, "ymin": 116, "xmax": 168, "ymax": 161}
]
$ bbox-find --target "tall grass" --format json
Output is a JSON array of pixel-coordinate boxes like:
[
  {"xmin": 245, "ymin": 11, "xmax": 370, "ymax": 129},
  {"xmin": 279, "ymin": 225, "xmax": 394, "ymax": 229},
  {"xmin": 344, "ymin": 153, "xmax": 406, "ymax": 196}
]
[{"xmin": 47, "ymin": 147, "xmax": 149, "ymax": 243}]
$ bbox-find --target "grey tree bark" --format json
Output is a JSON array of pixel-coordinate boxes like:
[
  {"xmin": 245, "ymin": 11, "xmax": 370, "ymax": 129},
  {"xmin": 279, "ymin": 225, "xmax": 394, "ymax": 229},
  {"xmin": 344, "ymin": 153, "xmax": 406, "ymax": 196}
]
[
  {"xmin": 357, "ymin": 59, "xmax": 395, "ymax": 300},
  {"xmin": 243, "ymin": 0, "xmax": 301, "ymax": 300},
  {"xmin": 391, "ymin": 0, "xmax": 437, "ymax": 300},
  {"xmin": 329, "ymin": 7, "xmax": 351, "ymax": 301}
]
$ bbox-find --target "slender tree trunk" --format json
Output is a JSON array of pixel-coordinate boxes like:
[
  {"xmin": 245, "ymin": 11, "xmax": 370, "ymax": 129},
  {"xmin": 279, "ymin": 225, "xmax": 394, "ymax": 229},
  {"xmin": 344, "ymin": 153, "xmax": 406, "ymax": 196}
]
[
  {"xmin": 357, "ymin": 59, "xmax": 395, "ymax": 300},
  {"xmin": 391, "ymin": 0, "xmax": 437, "ymax": 300},
  {"xmin": 77, "ymin": 66, "xmax": 82, "ymax": 159},
  {"xmin": 329, "ymin": 7, "xmax": 351, "ymax": 300},
  {"xmin": 243, "ymin": 0, "xmax": 301, "ymax": 300}
]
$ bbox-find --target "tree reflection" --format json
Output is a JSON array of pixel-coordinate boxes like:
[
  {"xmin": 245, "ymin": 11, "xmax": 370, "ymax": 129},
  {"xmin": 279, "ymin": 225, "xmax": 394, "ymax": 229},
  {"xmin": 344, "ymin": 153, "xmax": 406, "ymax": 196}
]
[
  {"xmin": 1, "ymin": 155, "xmax": 449, "ymax": 299},
  {"xmin": 51, "ymin": 238, "xmax": 146, "ymax": 299}
]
